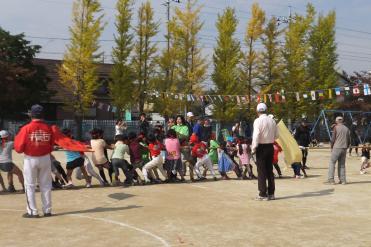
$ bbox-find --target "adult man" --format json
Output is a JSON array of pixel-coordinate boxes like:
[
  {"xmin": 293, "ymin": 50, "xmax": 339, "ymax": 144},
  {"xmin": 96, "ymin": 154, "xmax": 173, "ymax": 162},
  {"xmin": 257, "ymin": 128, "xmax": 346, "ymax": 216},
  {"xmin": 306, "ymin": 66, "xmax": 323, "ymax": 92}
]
[
  {"xmin": 14, "ymin": 105, "xmax": 54, "ymax": 218},
  {"xmin": 139, "ymin": 113, "xmax": 150, "ymax": 137},
  {"xmin": 186, "ymin": 112, "xmax": 195, "ymax": 137},
  {"xmin": 251, "ymin": 103, "xmax": 278, "ymax": 201},
  {"xmin": 295, "ymin": 120, "xmax": 311, "ymax": 169},
  {"xmin": 327, "ymin": 116, "xmax": 350, "ymax": 185}
]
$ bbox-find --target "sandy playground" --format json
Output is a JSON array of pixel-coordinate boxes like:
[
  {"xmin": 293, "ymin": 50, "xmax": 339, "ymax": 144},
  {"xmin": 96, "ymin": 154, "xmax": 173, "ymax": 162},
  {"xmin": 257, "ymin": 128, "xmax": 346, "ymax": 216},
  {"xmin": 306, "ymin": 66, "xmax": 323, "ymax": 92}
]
[{"xmin": 0, "ymin": 149, "xmax": 371, "ymax": 247}]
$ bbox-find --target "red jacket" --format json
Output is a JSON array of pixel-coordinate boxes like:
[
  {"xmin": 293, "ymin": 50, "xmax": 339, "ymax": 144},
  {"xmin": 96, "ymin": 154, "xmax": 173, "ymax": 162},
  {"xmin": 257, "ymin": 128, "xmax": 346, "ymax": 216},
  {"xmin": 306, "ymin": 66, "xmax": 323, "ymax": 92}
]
[
  {"xmin": 191, "ymin": 142, "xmax": 208, "ymax": 158},
  {"xmin": 149, "ymin": 141, "xmax": 163, "ymax": 157},
  {"xmin": 273, "ymin": 141, "xmax": 282, "ymax": 164},
  {"xmin": 14, "ymin": 120, "xmax": 54, "ymax": 156}
]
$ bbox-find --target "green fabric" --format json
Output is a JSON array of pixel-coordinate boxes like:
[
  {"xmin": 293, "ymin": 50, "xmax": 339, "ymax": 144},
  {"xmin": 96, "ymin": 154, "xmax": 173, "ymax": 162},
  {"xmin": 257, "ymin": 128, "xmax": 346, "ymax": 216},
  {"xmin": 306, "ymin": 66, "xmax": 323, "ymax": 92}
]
[
  {"xmin": 209, "ymin": 140, "xmax": 220, "ymax": 164},
  {"xmin": 171, "ymin": 125, "xmax": 189, "ymax": 140},
  {"xmin": 140, "ymin": 142, "xmax": 150, "ymax": 163}
]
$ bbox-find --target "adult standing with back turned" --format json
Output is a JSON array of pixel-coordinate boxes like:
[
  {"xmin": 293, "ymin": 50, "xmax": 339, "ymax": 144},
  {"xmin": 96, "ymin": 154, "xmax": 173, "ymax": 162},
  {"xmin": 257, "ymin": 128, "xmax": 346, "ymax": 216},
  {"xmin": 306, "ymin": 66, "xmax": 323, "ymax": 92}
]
[
  {"xmin": 326, "ymin": 116, "xmax": 350, "ymax": 185},
  {"xmin": 251, "ymin": 103, "xmax": 278, "ymax": 201},
  {"xmin": 14, "ymin": 105, "xmax": 54, "ymax": 218}
]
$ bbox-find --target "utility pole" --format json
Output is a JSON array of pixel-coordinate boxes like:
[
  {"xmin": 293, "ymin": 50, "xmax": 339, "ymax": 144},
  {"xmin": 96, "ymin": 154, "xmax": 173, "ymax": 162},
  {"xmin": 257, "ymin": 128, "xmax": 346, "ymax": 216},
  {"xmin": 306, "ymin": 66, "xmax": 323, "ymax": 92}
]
[
  {"xmin": 162, "ymin": 0, "xmax": 180, "ymax": 88},
  {"xmin": 276, "ymin": 5, "xmax": 296, "ymax": 26}
]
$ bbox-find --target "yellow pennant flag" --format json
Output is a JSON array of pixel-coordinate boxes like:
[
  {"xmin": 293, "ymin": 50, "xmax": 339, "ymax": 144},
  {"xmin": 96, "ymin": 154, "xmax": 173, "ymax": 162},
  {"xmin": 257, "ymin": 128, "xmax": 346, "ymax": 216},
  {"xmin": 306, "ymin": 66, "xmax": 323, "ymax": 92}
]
[
  {"xmin": 328, "ymin": 89, "xmax": 333, "ymax": 99},
  {"xmin": 275, "ymin": 120, "xmax": 302, "ymax": 168}
]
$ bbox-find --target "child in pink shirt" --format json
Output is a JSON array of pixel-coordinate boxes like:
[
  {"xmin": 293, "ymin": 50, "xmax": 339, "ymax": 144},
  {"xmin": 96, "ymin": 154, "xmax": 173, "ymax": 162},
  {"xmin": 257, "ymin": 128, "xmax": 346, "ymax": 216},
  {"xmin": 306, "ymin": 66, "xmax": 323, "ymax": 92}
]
[{"xmin": 164, "ymin": 129, "xmax": 184, "ymax": 181}]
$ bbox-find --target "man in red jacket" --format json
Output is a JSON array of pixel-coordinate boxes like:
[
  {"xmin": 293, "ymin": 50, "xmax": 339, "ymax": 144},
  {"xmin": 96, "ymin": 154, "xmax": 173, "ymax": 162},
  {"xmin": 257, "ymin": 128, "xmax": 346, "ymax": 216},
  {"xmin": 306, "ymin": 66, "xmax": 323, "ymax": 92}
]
[{"xmin": 14, "ymin": 105, "xmax": 54, "ymax": 218}]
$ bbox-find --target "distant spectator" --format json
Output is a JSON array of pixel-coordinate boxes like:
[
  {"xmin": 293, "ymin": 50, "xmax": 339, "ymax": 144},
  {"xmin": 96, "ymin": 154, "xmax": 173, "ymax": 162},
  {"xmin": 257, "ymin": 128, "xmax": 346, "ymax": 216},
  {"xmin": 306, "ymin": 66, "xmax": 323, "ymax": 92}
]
[
  {"xmin": 139, "ymin": 113, "xmax": 150, "ymax": 137},
  {"xmin": 115, "ymin": 119, "xmax": 127, "ymax": 137},
  {"xmin": 186, "ymin": 112, "xmax": 195, "ymax": 137},
  {"xmin": 193, "ymin": 118, "xmax": 203, "ymax": 140},
  {"xmin": 201, "ymin": 119, "xmax": 212, "ymax": 142}
]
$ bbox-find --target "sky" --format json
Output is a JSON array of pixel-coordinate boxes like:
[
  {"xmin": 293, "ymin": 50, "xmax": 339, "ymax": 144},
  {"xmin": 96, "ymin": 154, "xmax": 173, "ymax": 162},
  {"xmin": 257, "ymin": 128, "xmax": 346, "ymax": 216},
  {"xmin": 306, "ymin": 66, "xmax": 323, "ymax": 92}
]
[{"xmin": 1, "ymin": 0, "xmax": 371, "ymax": 88}]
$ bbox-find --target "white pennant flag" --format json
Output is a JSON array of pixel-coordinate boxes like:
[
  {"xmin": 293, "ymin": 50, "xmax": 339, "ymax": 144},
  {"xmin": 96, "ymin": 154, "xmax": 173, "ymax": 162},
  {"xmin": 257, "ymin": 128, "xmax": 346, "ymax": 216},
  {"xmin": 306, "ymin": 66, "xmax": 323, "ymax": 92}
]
[
  {"xmin": 296, "ymin": 92, "xmax": 300, "ymax": 101},
  {"xmin": 311, "ymin": 91, "xmax": 316, "ymax": 100},
  {"xmin": 303, "ymin": 94, "xmax": 308, "ymax": 99}
]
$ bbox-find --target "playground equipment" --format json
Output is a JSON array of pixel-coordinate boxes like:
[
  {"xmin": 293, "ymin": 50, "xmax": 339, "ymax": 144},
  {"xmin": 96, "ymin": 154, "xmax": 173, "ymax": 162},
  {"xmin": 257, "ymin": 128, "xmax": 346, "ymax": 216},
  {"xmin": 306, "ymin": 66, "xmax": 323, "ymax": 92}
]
[{"xmin": 310, "ymin": 110, "xmax": 371, "ymax": 143}]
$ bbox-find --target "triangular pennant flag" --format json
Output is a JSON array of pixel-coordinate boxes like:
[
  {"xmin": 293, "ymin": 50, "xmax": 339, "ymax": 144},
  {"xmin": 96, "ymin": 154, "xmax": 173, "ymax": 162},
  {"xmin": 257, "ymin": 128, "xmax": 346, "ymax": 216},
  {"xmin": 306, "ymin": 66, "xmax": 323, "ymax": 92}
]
[
  {"xmin": 218, "ymin": 95, "xmax": 223, "ymax": 102},
  {"xmin": 364, "ymin": 84, "xmax": 371, "ymax": 95},
  {"xmin": 190, "ymin": 94, "xmax": 196, "ymax": 102},
  {"xmin": 281, "ymin": 90, "xmax": 286, "ymax": 103},
  {"xmin": 344, "ymin": 87, "xmax": 350, "ymax": 96},
  {"xmin": 295, "ymin": 92, "xmax": 300, "ymax": 101},
  {"xmin": 335, "ymin": 88, "xmax": 341, "ymax": 96},
  {"xmin": 256, "ymin": 95, "xmax": 261, "ymax": 103},
  {"xmin": 107, "ymin": 105, "xmax": 111, "ymax": 111},
  {"xmin": 353, "ymin": 85, "xmax": 360, "ymax": 96},
  {"xmin": 318, "ymin": 90, "xmax": 324, "ymax": 99},
  {"xmin": 328, "ymin": 89, "xmax": 333, "ymax": 99},
  {"xmin": 303, "ymin": 93, "xmax": 308, "ymax": 99},
  {"xmin": 236, "ymin": 96, "xmax": 241, "ymax": 104},
  {"xmin": 241, "ymin": 96, "xmax": 246, "ymax": 104},
  {"xmin": 111, "ymin": 106, "xmax": 117, "ymax": 113},
  {"xmin": 246, "ymin": 95, "xmax": 250, "ymax": 103},
  {"xmin": 268, "ymin": 94, "xmax": 273, "ymax": 102},
  {"xmin": 263, "ymin": 94, "xmax": 267, "ymax": 103},
  {"xmin": 174, "ymin": 94, "xmax": 179, "ymax": 100},
  {"xmin": 224, "ymin": 96, "xmax": 230, "ymax": 102},
  {"xmin": 274, "ymin": 92, "xmax": 280, "ymax": 103},
  {"xmin": 311, "ymin": 91, "xmax": 316, "ymax": 100},
  {"xmin": 187, "ymin": 94, "xmax": 192, "ymax": 101}
]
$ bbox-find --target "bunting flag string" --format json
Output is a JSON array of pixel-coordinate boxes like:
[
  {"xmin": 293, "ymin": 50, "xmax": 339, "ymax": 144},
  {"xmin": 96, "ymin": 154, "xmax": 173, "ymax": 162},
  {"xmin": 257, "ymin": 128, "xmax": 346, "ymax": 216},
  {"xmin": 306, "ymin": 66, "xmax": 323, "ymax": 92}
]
[{"xmin": 90, "ymin": 83, "xmax": 371, "ymax": 114}]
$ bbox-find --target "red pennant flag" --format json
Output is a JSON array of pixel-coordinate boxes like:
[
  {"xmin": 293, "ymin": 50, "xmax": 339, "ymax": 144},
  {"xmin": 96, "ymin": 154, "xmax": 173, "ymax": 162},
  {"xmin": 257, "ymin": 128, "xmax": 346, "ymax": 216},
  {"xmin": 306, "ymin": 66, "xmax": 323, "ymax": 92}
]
[
  {"xmin": 353, "ymin": 85, "xmax": 360, "ymax": 96},
  {"xmin": 274, "ymin": 92, "xmax": 281, "ymax": 103}
]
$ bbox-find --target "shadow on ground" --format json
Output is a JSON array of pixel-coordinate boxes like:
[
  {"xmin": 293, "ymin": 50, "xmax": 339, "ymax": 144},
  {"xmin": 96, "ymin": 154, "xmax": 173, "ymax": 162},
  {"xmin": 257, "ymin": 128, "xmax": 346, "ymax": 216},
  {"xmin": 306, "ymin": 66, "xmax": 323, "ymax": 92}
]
[
  {"xmin": 55, "ymin": 205, "xmax": 142, "ymax": 216},
  {"xmin": 108, "ymin": 193, "xmax": 135, "ymax": 201},
  {"xmin": 277, "ymin": 188, "xmax": 334, "ymax": 200}
]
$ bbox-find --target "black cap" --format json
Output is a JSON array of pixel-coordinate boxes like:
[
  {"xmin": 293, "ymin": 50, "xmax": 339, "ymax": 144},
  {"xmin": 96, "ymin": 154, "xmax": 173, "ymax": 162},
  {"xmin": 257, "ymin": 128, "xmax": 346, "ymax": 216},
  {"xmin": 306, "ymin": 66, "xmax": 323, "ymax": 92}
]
[{"xmin": 30, "ymin": 104, "xmax": 44, "ymax": 118}]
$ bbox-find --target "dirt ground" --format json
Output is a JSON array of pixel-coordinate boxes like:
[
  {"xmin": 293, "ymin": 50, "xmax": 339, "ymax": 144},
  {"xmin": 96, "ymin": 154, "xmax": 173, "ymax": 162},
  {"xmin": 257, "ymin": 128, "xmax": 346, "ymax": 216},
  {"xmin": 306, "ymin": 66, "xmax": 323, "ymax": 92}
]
[{"xmin": 0, "ymin": 149, "xmax": 370, "ymax": 247}]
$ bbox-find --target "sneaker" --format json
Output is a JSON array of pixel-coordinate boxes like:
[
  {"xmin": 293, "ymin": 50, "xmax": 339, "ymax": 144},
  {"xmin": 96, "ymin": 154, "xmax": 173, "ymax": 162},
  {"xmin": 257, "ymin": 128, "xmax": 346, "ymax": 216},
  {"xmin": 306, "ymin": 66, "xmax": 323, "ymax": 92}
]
[
  {"xmin": 324, "ymin": 180, "xmax": 336, "ymax": 185},
  {"xmin": 63, "ymin": 183, "xmax": 74, "ymax": 189},
  {"xmin": 43, "ymin": 213, "xmax": 53, "ymax": 217},
  {"xmin": 295, "ymin": 175, "xmax": 304, "ymax": 179},
  {"xmin": 360, "ymin": 170, "xmax": 366, "ymax": 175},
  {"xmin": 8, "ymin": 184, "xmax": 16, "ymax": 193},
  {"xmin": 255, "ymin": 196, "xmax": 269, "ymax": 201},
  {"xmin": 268, "ymin": 195, "xmax": 276, "ymax": 200},
  {"xmin": 86, "ymin": 183, "xmax": 92, "ymax": 188},
  {"xmin": 22, "ymin": 213, "xmax": 40, "ymax": 218},
  {"xmin": 339, "ymin": 181, "xmax": 347, "ymax": 185}
]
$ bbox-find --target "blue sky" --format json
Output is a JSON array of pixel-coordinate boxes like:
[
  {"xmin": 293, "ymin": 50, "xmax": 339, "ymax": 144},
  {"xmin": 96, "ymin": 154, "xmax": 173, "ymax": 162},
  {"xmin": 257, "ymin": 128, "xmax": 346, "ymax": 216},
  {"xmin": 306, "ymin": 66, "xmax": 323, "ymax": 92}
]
[{"xmin": 1, "ymin": 0, "xmax": 371, "ymax": 86}]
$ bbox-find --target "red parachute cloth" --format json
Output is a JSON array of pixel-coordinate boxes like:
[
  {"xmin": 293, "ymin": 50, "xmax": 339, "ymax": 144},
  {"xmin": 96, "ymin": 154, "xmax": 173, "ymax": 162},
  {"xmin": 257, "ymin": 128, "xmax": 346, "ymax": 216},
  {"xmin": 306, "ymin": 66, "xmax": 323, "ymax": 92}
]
[{"xmin": 51, "ymin": 125, "xmax": 91, "ymax": 152}]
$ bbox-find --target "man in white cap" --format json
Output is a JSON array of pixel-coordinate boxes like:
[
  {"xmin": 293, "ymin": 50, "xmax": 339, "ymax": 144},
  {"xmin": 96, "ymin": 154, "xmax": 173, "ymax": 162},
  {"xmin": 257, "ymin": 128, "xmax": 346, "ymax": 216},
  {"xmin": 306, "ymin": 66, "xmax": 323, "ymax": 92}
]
[
  {"xmin": 186, "ymin": 112, "xmax": 195, "ymax": 137},
  {"xmin": 251, "ymin": 103, "xmax": 278, "ymax": 201},
  {"xmin": 326, "ymin": 116, "xmax": 350, "ymax": 185}
]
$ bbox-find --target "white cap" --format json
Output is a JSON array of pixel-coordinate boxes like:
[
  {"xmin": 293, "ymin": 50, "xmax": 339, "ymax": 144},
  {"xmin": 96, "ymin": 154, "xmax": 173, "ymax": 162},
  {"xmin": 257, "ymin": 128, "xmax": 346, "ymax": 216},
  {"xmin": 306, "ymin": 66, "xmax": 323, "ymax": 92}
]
[
  {"xmin": 256, "ymin": 103, "xmax": 267, "ymax": 112},
  {"xmin": 0, "ymin": 130, "xmax": 9, "ymax": 138},
  {"xmin": 336, "ymin": 116, "xmax": 343, "ymax": 122},
  {"xmin": 186, "ymin": 112, "xmax": 194, "ymax": 117}
]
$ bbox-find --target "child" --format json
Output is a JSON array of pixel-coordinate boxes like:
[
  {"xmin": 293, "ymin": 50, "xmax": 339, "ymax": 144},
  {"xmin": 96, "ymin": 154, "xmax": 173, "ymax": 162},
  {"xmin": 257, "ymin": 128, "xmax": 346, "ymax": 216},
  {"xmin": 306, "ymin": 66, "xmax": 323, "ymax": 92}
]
[
  {"xmin": 226, "ymin": 138, "xmax": 243, "ymax": 179},
  {"xmin": 218, "ymin": 142, "xmax": 234, "ymax": 180},
  {"xmin": 360, "ymin": 143, "xmax": 370, "ymax": 174},
  {"xmin": 164, "ymin": 129, "xmax": 183, "ymax": 182},
  {"xmin": 237, "ymin": 138, "xmax": 256, "ymax": 179},
  {"xmin": 75, "ymin": 155, "xmax": 105, "ymax": 186},
  {"xmin": 292, "ymin": 162, "xmax": 304, "ymax": 179},
  {"xmin": 192, "ymin": 135, "xmax": 217, "ymax": 181},
  {"xmin": 181, "ymin": 134, "xmax": 197, "ymax": 182},
  {"xmin": 62, "ymin": 129, "xmax": 91, "ymax": 188},
  {"xmin": 142, "ymin": 134, "xmax": 167, "ymax": 184},
  {"xmin": 90, "ymin": 128, "xmax": 112, "ymax": 185},
  {"xmin": 128, "ymin": 132, "xmax": 145, "ymax": 185},
  {"xmin": 273, "ymin": 141, "xmax": 283, "ymax": 178},
  {"xmin": 0, "ymin": 130, "xmax": 25, "ymax": 192},
  {"xmin": 50, "ymin": 154, "xmax": 67, "ymax": 189},
  {"xmin": 111, "ymin": 134, "xmax": 133, "ymax": 185}
]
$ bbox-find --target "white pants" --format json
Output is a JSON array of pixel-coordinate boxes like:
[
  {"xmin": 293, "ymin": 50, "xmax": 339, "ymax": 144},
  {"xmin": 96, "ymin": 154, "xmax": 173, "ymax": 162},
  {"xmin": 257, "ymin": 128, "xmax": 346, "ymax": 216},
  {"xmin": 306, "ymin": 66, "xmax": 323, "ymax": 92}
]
[
  {"xmin": 76, "ymin": 156, "xmax": 104, "ymax": 184},
  {"xmin": 24, "ymin": 154, "xmax": 52, "ymax": 215},
  {"xmin": 195, "ymin": 155, "xmax": 216, "ymax": 178},
  {"xmin": 142, "ymin": 156, "xmax": 166, "ymax": 181}
]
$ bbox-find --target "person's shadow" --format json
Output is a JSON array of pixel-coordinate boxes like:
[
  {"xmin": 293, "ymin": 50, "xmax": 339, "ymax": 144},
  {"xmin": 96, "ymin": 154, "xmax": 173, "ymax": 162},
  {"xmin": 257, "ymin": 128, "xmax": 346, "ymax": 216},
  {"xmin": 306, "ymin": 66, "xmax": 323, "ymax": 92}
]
[
  {"xmin": 277, "ymin": 188, "xmax": 334, "ymax": 200},
  {"xmin": 55, "ymin": 192, "xmax": 140, "ymax": 216}
]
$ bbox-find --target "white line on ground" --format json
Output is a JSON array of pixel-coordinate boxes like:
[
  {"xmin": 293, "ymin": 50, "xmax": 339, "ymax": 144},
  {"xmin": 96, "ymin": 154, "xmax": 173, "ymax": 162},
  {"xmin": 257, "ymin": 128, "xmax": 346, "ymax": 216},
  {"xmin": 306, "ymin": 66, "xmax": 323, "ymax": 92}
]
[
  {"xmin": 71, "ymin": 214, "xmax": 171, "ymax": 247},
  {"xmin": 0, "ymin": 208, "xmax": 171, "ymax": 247},
  {"xmin": 190, "ymin": 184, "xmax": 208, "ymax": 189}
]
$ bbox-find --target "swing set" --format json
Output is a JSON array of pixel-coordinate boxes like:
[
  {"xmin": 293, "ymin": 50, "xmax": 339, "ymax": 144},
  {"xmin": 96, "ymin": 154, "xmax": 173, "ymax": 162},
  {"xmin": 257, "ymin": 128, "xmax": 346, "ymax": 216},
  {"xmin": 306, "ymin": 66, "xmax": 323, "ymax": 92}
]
[{"xmin": 310, "ymin": 110, "xmax": 371, "ymax": 143}]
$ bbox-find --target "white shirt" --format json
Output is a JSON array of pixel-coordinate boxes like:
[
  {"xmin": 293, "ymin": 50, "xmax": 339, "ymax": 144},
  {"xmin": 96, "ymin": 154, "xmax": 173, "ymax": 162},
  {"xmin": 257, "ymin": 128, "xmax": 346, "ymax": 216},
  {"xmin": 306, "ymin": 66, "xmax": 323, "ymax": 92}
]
[
  {"xmin": 0, "ymin": 141, "xmax": 13, "ymax": 163},
  {"xmin": 251, "ymin": 114, "xmax": 278, "ymax": 151},
  {"xmin": 115, "ymin": 124, "xmax": 126, "ymax": 136}
]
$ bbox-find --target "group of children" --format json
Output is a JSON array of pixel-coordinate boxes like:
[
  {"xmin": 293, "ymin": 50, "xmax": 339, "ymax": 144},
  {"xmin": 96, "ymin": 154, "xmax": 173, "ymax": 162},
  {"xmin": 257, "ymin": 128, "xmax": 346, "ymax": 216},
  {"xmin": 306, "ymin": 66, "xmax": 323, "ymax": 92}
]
[{"xmin": 1, "ymin": 125, "xmax": 371, "ymax": 192}]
